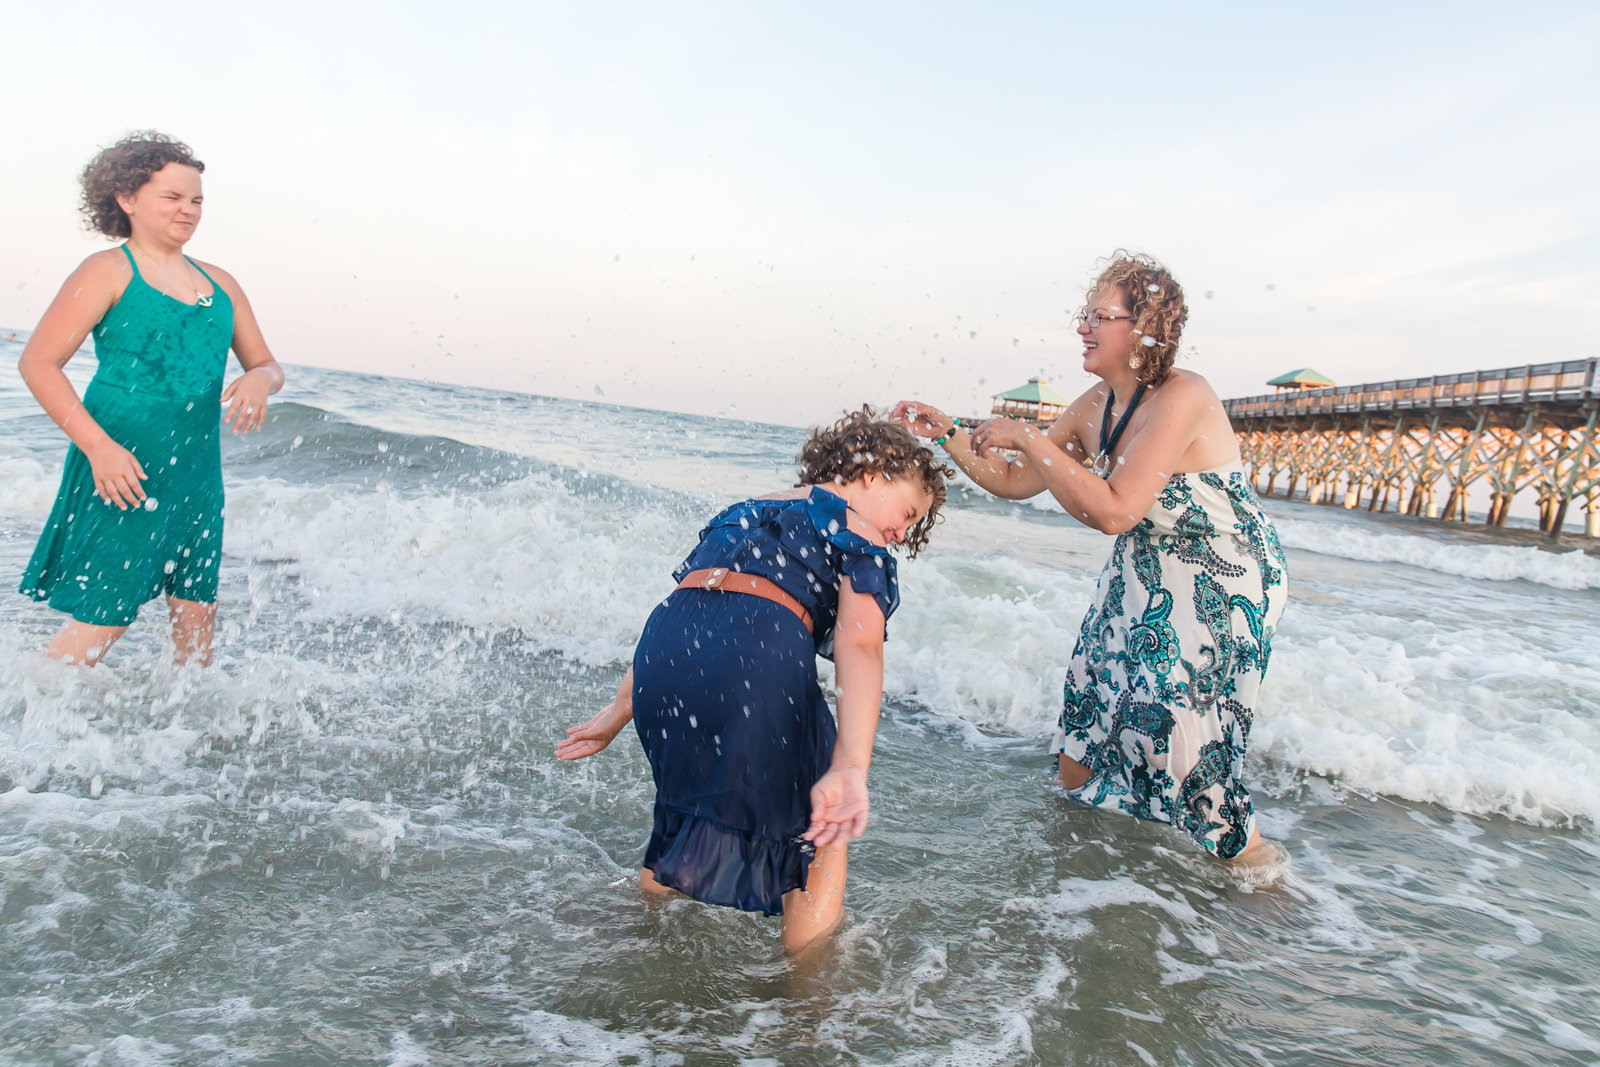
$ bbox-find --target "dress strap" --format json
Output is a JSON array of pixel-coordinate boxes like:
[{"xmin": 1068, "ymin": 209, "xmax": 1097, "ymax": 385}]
[
  {"xmin": 119, "ymin": 243, "xmax": 141, "ymax": 279},
  {"xmin": 185, "ymin": 256, "xmax": 221, "ymax": 292}
]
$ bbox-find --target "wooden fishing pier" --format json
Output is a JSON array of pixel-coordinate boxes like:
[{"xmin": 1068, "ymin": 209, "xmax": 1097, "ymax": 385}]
[{"xmin": 1224, "ymin": 359, "xmax": 1600, "ymax": 538}]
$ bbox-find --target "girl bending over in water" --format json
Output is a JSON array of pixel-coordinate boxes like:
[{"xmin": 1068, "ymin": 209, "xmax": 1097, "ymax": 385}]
[{"xmin": 559, "ymin": 409, "xmax": 952, "ymax": 952}]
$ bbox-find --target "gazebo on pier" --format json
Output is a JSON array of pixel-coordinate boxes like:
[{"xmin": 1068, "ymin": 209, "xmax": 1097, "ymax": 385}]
[
  {"xmin": 991, "ymin": 377, "xmax": 1069, "ymax": 423},
  {"xmin": 1267, "ymin": 368, "xmax": 1335, "ymax": 392}
]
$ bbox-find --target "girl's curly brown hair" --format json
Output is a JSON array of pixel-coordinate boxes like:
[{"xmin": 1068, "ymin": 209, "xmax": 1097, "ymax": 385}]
[
  {"xmin": 796, "ymin": 406, "xmax": 954, "ymax": 557},
  {"xmin": 1088, "ymin": 251, "xmax": 1188, "ymax": 386},
  {"xmin": 80, "ymin": 131, "xmax": 204, "ymax": 239}
]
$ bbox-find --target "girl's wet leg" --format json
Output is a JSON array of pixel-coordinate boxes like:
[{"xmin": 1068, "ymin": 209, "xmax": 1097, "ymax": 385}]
[
  {"xmin": 167, "ymin": 596, "xmax": 217, "ymax": 666},
  {"xmin": 780, "ymin": 843, "xmax": 847, "ymax": 955},
  {"xmin": 46, "ymin": 619, "xmax": 129, "ymax": 666}
]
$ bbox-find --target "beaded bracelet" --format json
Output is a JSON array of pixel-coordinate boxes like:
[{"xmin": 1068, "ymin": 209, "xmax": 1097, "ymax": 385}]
[{"xmin": 933, "ymin": 424, "xmax": 956, "ymax": 447}]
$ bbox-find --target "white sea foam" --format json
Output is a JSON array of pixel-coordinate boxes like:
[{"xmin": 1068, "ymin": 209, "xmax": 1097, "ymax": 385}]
[
  {"xmin": 889, "ymin": 553, "xmax": 1096, "ymax": 735},
  {"xmin": 0, "ymin": 641, "xmax": 330, "ymax": 794},
  {"xmin": 0, "ymin": 442, "xmax": 60, "ymax": 516},
  {"xmin": 1013, "ymin": 876, "xmax": 1202, "ymax": 925},
  {"xmin": 5, "ymin": 400, "xmax": 1595, "ymax": 832},
  {"xmin": 513, "ymin": 1011, "xmax": 675, "ymax": 1064},
  {"xmin": 1259, "ymin": 603, "xmax": 1600, "ymax": 828},
  {"xmin": 225, "ymin": 472, "xmax": 685, "ymax": 665},
  {"xmin": 215, "ymin": 465, "xmax": 1600, "ymax": 829},
  {"xmin": 1276, "ymin": 515, "xmax": 1600, "ymax": 590}
]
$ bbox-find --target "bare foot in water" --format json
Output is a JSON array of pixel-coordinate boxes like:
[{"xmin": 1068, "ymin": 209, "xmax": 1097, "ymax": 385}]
[{"xmin": 1228, "ymin": 832, "xmax": 1291, "ymax": 885}]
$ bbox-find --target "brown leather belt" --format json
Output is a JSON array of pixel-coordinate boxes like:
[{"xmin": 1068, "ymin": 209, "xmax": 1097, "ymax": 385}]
[{"xmin": 675, "ymin": 567, "xmax": 813, "ymax": 634}]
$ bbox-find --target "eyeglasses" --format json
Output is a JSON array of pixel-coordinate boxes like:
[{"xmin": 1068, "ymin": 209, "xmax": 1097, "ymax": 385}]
[{"xmin": 1074, "ymin": 309, "xmax": 1135, "ymax": 329}]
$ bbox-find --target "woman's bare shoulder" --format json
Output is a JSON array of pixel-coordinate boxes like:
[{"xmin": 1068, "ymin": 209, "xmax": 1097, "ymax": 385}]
[{"xmin": 1152, "ymin": 368, "xmax": 1221, "ymax": 407}]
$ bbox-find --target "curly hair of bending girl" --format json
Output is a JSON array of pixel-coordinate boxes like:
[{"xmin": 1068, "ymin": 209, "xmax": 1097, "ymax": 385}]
[{"xmin": 797, "ymin": 407, "xmax": 954, "ymax": 557}]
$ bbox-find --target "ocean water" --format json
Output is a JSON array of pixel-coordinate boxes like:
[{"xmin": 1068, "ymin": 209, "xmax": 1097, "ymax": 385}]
[{"xmin": 2, "ymin": 340, "xmax": 1598, "ymax": 1066}]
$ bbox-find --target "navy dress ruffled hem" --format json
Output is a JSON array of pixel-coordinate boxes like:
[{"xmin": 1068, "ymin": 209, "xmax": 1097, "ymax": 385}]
[{"xmin": 644, "ymin": 807, "xmax": 810, "ymax": 917}]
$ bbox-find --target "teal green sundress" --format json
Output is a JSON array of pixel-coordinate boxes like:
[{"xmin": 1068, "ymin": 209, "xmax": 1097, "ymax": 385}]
[{"xmin": 19, "ymin": 244, "xmax": 235, "ymax": 626}]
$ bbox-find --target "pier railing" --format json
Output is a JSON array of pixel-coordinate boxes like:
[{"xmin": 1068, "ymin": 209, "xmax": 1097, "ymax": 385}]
[
  {"xmin": 1225, "ymin": 360, "xmax": 1598, "ymax": 420},
  {"xmin": 1223, "ymin": 359, "xmax": 1600, "ymax": 537}
]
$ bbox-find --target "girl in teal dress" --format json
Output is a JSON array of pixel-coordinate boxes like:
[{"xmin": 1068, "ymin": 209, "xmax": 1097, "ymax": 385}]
[{"xmin": 16, "ymin": 132, "xmax": 284, "ymax": 666}]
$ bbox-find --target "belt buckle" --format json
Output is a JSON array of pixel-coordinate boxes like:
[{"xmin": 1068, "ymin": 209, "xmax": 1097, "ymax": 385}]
[{"xmin": 700, "ymin": 567, "xmax": 728, "ymax": 590}]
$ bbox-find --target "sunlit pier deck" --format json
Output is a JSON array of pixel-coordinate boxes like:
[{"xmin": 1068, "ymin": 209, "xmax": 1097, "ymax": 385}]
[{"xmin": 1223, "ymin": 359, "xmax": 1600, "ymax": 537}]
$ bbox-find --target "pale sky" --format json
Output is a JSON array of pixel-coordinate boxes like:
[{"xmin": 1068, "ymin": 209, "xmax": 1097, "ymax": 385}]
[{"xmin": 4, "ymin": 1, "xmax": 1597, "ymax": 427}]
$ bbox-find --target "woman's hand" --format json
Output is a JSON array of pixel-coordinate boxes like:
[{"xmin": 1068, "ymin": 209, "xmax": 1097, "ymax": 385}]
[
  {"xmin": 85, "ymin": 440, "xmax": 148, "ymax": 509},
  {"xmin": 556, "ymin": 699, "xmax": 632, "ymax": 760},
  {"xmin": 968, "ymin": 417, "xmax": 1040, "ymax": 456},
  {"xmin": 804, "ymin": 765, "xmax": 869, "ymax": 849},
  {"xmin": 890, "ymin": 400, "xmax": 955, "ymax": 440},
  {"xmin": 221, "ymin": 367, "xmax": 275, "ymax": 434}
]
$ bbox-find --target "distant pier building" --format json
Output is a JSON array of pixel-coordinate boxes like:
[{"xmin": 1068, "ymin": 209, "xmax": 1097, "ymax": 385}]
[
  {"xmin": 1225, "ymin": 359, "xmax": 1600, "ymax": 538},
  {"xmin": 991, "ymin": 377, "xmax": 1069, "ymax": 424},
  {"xmin": 1267, "ymin": 367, "xmax": 1335, "ymax": 392}
]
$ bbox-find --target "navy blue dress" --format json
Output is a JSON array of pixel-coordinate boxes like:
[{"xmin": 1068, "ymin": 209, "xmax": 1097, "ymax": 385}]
[{"xmin": 633, "ymin": 487, "xmax": 898, "ymax": 915}]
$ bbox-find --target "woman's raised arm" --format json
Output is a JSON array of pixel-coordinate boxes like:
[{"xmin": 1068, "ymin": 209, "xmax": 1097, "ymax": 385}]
[
  {"xmin": 892, "ymin": 399, "xmax": 1079, "ymax": 500},
  {"xmin": 971, "ymin": 375, "xmax": 1213, "ymax": 534}
]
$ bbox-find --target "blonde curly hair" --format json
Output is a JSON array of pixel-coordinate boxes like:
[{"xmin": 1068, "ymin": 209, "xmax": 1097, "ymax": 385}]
[
  {"xmin": 1087, "ymin": 251, "xmax": 1188, "ymax": 386},
  {"xmin": 796, "ymin": 406, "xmax": 953, "ymax": 558}
]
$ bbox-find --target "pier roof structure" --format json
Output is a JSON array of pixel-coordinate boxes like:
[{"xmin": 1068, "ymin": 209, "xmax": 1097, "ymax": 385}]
[
  {"xmin": 992, "ymin": 377, "xmax": 1069, "ymax": 423},
  {"xmin": 1267, "ymin": 367, "xmax": 1335, "ymax": 390}
]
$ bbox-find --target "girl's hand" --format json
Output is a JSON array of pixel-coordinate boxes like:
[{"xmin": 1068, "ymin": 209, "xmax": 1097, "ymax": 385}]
[
  {"xmin": 221, "ymin": 368, "xmax": 273, "ymax": 435},
  {"xmin": 890, "ymin": 400, "xmax": 954, "ymax": 441},
  {"xmin": 969, "ymin": 417, "xmax": 1039, "ymax": 456},
  {"xmin": 85, "ymin": 440, "xmax": 148, "ymax": 510},
  {"xmin": 556, "ymin": 701, "xmax": 631, "ymax": 760},
  {"xmin": 804, "ymin": 766, "xmax": 869, "ymax": 849}
]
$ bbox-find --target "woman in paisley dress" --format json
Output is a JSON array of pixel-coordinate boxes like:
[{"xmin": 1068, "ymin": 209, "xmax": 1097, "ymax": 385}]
[
  {"xmin": 893, "ymin": 252, "xmax": 1288, "ymax": 867},
  {"xmin": 16, "ymin": 132, "xmax": 284, "ymax": 666}
]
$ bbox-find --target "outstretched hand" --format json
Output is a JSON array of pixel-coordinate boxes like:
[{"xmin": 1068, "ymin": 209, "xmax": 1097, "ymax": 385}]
[
  {"xmin": 556, "ymin": 701, "xmax": 631, "ymax": 760},
  {"xmin": 968, "ymin": 417, "xmax": 1039, "ymax": 456},
  {"xmin": 890, "ymin": 399, "xmax": 954, "ymax": 441},
  {"xmin": 804, "ymin": 766, "xmax": 869, "ymax": 849}
]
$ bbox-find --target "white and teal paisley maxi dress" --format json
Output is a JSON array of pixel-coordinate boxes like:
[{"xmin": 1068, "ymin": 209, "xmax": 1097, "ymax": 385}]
[{"xmin": 1052, "ymin": 462, "xmax": 1289, "ymax": 859}]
